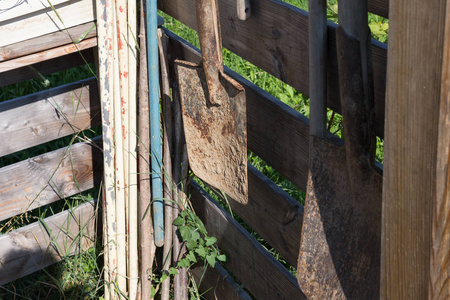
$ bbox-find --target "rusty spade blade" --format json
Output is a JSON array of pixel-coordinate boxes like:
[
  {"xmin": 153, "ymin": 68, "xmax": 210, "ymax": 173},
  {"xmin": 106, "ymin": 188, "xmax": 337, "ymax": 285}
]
[
  {"xmin": 297, "ymin": 1, "xmax": 382, "ymax": 299},
  {"xmin": 174, "ymin": 0, "xmax": 248, "ymax": 204}
]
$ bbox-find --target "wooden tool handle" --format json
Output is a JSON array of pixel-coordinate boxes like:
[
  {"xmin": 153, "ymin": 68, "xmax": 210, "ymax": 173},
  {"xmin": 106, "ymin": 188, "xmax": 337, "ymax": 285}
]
[
  {"xmin": 308, "ymin": 0, "xmax": 328, "ymax": 138},
  {"xmin": 237, "ymin": 0, "xmax": 251, "ymax": 21},
  {"xmin": 196, "ymin": 0, "xmax": 224, "ymax": 105}
]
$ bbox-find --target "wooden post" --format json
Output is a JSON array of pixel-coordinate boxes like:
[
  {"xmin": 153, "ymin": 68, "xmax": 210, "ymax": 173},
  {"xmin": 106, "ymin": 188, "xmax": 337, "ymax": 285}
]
[
  {"xmin": 430, "ymin": 2, "xmax": 450, "ymax": 299},
  {"xmin": 381, "ymin": 0, "xmax": 448, "ymax": 298}
]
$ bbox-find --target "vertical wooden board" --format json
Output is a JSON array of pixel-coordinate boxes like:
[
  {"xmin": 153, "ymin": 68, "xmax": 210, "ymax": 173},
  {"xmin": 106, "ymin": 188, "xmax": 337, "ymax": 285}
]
[
  {"xmin": 381, "ymin": 0, "xmax": 447, "ymax": 298},
  {"xmin": 0, "ymin": 139, "xmax": 103, "ymax": 221},
  {"xmin": 190, "ymin": 263, "xmax": 252, "ymax": 300},
  {"xmin": 0, "ymin": 200, "xmax": 97, "ymax": 285},
  {"xmin": 0, "ymin": 77, "xmax": 100, "ymax": 157},
  {"xmin": 190, "ymin": 182, "xmax": 306, "ymax": 300},
  {"xmin": 430, "ymin": 3, "xmax": 450, "ymax": 299}
]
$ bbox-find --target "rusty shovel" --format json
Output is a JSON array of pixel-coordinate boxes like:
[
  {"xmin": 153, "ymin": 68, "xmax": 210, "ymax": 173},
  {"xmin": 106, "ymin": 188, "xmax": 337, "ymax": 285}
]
[
  {"xmin": 297, "ymin": 1, "xmax": 382, "ymax": 299},
  {"xmin": 174, "ymin": 0, "xmax": 248, "ymax": 204}
]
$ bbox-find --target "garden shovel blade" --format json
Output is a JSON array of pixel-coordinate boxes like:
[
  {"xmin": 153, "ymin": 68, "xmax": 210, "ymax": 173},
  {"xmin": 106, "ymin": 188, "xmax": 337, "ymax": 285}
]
[
  {"xmin": 297, "ymin": 26, "xmax": 382, "ymax": 300},
  {"xmin": 174, "ymin": 0, "xmax": 248, "ymax": 204}
]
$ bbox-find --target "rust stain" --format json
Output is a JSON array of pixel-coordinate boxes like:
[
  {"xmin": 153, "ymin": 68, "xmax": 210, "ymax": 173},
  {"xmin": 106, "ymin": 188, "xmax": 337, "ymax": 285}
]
[{"xmin": 117, "ymin": 27, "xmax": 123, "ymax": 50}]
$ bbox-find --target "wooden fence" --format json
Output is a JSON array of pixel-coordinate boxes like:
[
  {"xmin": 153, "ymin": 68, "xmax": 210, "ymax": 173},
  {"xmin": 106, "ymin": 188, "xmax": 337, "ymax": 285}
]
[
  {"xmin": 0, "ymin": 18, "xmax": 100, "ymax": 284},
  {"xmin": 0, "ymin": 0, "xmax": 448, "ymax": 298}
]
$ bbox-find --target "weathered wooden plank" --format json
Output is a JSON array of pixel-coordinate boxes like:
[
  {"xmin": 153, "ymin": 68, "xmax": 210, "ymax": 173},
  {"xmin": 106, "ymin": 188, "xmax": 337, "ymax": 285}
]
[
  {"xmin": 0, "ymin": 77, "xmax": 100, "ymax": 157},
  {"xmin": 0, "ymin": 37, "xmax": 97, "ymax": 73},
  {"xmin": 190, "ymin": 263, "xmax": 252, "ymax": 300},
  {"xmin": 0, "ymin": 48, "xmax": 96, "ymax": 87},
  {"xmin": 0, "ymin": 138, "xmax": 102, "ymax": 221},
  {"xmin": 159, "ymin": 0, "xmax": 387, "ymax": 138},
  {"xmin": 368, "ymin": 0, "xmax": 389, "ymax": 18},
  {"xmin": 190, "ymin": 182, "xmax": 306, "ymax": 300},
  {"xmin": 0, "ymin": 200, "xmax": 97, "ymax": 285},
  {"xmin": 0, "ymin": 22, "xmax": 97, "ymax": 62},
  {"xmin": 381, "ymin": 0, "xmax": 447, "ymax": 298},
  {"xmin": 232, "ymin": 164, "xmax": 303, "ymax": 267},
  {"xmin": 0, "ymin": 0, "xmax": 96, "ymax": 47},
  {"xmin": 166, "ymin": 28, "xmax": 310, "ymax": 189},
  {"xmin": 0, "ymin": 0, "xmax": 70, "ymax": 23},
  {"xmin": 430, "ymin": 4, "xmax": 450, "ymax": 299}
]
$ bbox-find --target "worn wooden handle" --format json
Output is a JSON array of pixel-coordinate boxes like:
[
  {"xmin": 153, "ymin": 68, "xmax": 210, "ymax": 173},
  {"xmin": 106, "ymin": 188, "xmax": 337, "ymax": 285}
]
[
  {"xmin": 237, "ymin": 0, "xmax": 251, "ymax": 21},
  {"xmin": 196, "ymin": 0, "xmax": 224, "ymax": 105}
]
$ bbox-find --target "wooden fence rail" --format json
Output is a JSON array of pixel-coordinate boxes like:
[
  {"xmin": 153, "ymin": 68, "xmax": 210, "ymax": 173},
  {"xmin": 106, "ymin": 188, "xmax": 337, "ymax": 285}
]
[
  {"xmin": 0, "ymin": 200, "xmax": 97, "ymax": 285},
  {"xmin": 0, "ymin": 77, "xmax": 100, "ymax": 157}
]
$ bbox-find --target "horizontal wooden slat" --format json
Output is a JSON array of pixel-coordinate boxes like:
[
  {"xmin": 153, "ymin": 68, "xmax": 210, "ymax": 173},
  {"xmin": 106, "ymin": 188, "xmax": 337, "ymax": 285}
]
[
  {"xmin": 0, "ymin": 22, "xmax": 97, "ymax": 62},
  {"xmin": 159, "ymin": 0, "xmax": 387, "ymax": 138},
  {"xmin": 0, "ymin": 48, "xmax": 96, "ymax": 87},
  {"xmin": 202, "ymin": 163, "xmax": 305, "ymax": 267},
  {"xmin": 0, "ymin": 77, "xmax": 100, "ymax": 156},
  {"xmin": 0, "ymin": 200, "xmax": 97, "ymax": 285},
  {"xmin": 0, "ymin": 0, "xmax": 96, "ymax": 47},
  {"xmin": 191, "ymin": 263, "xmax": 252, "ymax": 300},
  {"xmin": 0, "ymin": 138, "xmax": 102, "ymax": 221},
  {"xmin": 368, "ymin": 0, "xmax": 389, "ymax": 18},
  {"xmin": 166, "ymin": 29, "xmax": 310, "ymax": 190},
  {"xmin": 190, "ymin": 182, "xmax": 306, "ymax": 300},
  {"xmin": 0, "ymin": 37, "xmax": 97, "ymax": 73},
  {"xmin": 246, "ymin": 164, "xmax": 303, "ymax": 266}
]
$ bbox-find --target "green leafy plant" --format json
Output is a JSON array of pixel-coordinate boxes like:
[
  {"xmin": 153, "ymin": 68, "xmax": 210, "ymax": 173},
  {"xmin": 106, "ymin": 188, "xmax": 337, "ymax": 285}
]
[{"xmin": 173, "ymin": 208, "xmax": 226, "ymax": 269}]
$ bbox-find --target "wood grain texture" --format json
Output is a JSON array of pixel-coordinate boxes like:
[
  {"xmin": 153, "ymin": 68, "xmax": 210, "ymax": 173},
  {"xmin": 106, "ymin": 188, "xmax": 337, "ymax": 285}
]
[
  {"xmin": 368, "ymin": 0, "xmax": 389, "ymax": 18},
  {"xmin": 190, "ymin": 263, "xmax": 252, "ymax": 300},
  {"xmin": 0, "ymin": 22, "xmax": 97, "ymax": 62},
  {"xmin": 430, "ymin": 3, "xmax": 450, "ymax": 299},
  {"xmin": 0, "ymin": 0, "xmax": 96, "ymax": 47},
  {"xmin": 165, "ymin": 28, "xmax": 310, "ymax": 191},
  {"xmin": 190, "ymin": 182, "xmax": 306, "ymax": 300},
  {"xmin": 0, "ymin": 139, "xmax": 102, "ymax": 221},
  {"xmin": 381, "ymin": 0, "xmax": 447, "ymax": 298},
  {"xmin": 0, "ymin": 37, "xmax": 97, "ymax": 73},
  {"xmin": 0, "ymin": 48, "xmax": 95, "ymax": 87},
  {"xmin": 0, "ymin": 200, "xmax": 97, "ymax": 285},
  {"xmin": 236, "ymin": 164, "xmax": 303, "ymax": 267},
  {"xmin": 0, "ymin": 77, "xmax": 100, "ymax": 157},
  {"xmin": 159, "ymin": 0, "xmax": 387, "ymax": 138}
]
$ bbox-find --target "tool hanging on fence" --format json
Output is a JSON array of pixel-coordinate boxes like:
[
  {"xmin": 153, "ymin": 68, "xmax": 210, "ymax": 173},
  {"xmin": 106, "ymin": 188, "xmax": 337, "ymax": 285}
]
[
  {"xmin": 175, "ymin": 0, "xmax": 248, "ymax": 205},
  {"xmin": 297, "ymin": 0, "xmax": 382, "ymax": 299}
]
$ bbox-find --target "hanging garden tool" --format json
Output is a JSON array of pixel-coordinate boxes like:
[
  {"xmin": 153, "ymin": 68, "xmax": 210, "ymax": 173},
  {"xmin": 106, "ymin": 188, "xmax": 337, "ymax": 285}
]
[
  {"xmin": 175, "ymin": 0, "xmax": 248, "ymax": 205},
  {"xmin": 297, "ymin": 0, "xmax": 382, "ymax": 299}
]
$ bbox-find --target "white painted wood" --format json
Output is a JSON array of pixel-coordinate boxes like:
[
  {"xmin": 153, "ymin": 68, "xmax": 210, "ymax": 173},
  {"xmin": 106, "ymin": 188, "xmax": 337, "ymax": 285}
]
[
  {"xmin": 0, "ymin": 0, "xmax": 96, "ymax": 47},
  {"xmin": 0, "ymin": 0, "xmax": 69, "ymax": 22}
]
